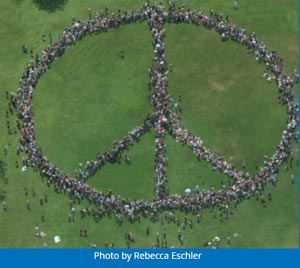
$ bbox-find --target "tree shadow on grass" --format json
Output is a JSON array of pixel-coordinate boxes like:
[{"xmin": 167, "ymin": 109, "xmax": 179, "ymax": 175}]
[
  {"xmin": 32, "ymin": 0, "xmax": 68, "ymax": 13},
  {"xmin": 13, "ymin": 0, "xmax": 25, "ymax": 5},
  {"xmin": 0, "ymin": 189, "xmax": 6, "ymax": 201}
]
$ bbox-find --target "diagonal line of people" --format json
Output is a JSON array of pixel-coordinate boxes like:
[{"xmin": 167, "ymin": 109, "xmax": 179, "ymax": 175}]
[{"xmin": 7, "ymin": 2, "xmax": 297, "ymax": 223}]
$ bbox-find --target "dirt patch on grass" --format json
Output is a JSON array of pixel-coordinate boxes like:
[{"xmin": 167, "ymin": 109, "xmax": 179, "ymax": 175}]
[
  {"xmin": 210, "ymin": 73, "xmax": 241, "ymax": 91},
  {"xmin": 286, "ymin": 43, "xmax": 298, "ymax": 54},
  {"xmin": 211, "ymin": 80, "xmax": 226, "ymax": 90}
]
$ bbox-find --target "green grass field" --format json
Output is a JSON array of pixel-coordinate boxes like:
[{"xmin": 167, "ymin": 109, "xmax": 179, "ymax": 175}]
[{"xmin": 0, "ymin": 0, "xmax": 298, "ymax": 248}]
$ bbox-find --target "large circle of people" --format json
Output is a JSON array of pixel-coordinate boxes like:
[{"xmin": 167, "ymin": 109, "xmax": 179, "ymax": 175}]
[{"xmin": 8, "ymin": 2, "xmax": 298, "ymax": 223}]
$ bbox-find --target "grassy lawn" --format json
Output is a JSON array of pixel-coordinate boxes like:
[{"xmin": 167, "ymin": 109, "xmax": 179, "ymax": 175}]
[
  {"xmin": 165, "ymin": 23, "xmax": 287, "ymax": 174},
  {"xmin": 33, "ymin": 23, "xmax": 153, "ymax": 176},
  {"xmin": 0, "ymin": 0, "xmax": 298, "ymax": 248}
]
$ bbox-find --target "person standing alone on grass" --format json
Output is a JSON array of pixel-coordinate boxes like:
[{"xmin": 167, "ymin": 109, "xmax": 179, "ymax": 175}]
[
  {"xmin": 2, "ymin": 201, "xmax": 8, "ymax": 211},
  {"xmin": 120, "ymin": 49, "xmax": 125, "ymax": 59},
  {"xmin": 26, "ymin": 200, "xmax": 30, "ymax": 210}
]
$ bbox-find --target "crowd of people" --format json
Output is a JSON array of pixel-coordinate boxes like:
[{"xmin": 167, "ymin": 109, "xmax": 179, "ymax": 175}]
[{"xmin": 8, "ymin": 2, "xmax": 297, "ymax": 224}]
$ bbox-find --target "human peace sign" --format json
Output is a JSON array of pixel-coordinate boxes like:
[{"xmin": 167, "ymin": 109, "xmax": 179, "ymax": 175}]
[{"xmin": 11, "ymin": 2, "xmax": 297, "ymax": 221}]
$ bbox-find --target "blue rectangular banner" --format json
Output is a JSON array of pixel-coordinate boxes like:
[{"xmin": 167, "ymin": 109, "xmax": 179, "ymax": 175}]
[{"xmin": 0, "ymin": 249, "xmax": 299, "ymax": 268}]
